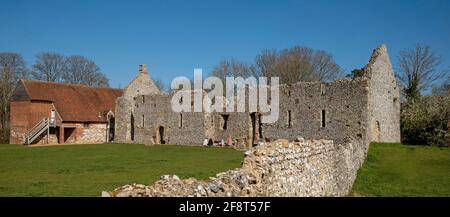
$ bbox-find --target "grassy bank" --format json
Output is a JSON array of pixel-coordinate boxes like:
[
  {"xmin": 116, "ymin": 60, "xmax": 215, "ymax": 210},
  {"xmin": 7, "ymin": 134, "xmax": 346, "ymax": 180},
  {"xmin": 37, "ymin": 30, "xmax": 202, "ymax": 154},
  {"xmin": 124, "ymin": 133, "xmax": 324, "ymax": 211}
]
[
  {"xmin": 352, "ymin": 143, "xmax": 450, "ymax": 196},
  {"xmin": 0, "ymin": 144, "xmax": 243, "ymax": 196}
]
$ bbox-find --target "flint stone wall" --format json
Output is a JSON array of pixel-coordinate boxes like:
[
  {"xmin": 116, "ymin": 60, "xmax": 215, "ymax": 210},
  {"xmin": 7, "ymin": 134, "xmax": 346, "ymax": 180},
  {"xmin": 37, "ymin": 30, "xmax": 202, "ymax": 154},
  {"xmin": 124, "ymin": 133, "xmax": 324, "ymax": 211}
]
[
  {"xmin": 115, "ymin": 69, "xmax": 161, "ymax": 143},
  {"xmin": 106, "ymin": 138, "xmax": 366, "ymax": 197}
]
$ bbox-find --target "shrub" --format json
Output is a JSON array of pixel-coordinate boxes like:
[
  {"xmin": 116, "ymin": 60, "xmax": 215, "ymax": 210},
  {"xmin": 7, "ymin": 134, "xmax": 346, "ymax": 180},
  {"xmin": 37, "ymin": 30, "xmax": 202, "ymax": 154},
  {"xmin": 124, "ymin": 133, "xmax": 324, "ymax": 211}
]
[{"xmin": 401, "ymin": 96, "xmax": 449, "ymax": 146}]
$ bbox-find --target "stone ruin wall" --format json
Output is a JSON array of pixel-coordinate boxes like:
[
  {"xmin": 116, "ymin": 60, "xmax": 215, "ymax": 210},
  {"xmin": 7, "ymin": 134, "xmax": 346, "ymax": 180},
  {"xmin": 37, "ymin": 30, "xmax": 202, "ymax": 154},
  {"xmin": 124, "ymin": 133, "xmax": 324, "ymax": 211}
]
[
  {"xmin": 129, "ymin": 77, "xmax": 371, "ymax": 149},
  {"xmin": 115, "ymin": 65, "xmax": 161, "ymax": 143},
  {"xmin": 263, "ymin": 78, "xmax": 370, "ymax": 146},
  {"xmin": 132, "ymin": 92, "xmax": 211, "ymax": 145},
  {"xmin": 363, "ymin": 45, "xmax": 401, "ymax": 143},
  {"xmin": 106, "ymin": 138, "xmax": 367, "ymax": 197},
  {"xmin": 115, "ymin": 45, "xmax": 400, "ymax": 148}
]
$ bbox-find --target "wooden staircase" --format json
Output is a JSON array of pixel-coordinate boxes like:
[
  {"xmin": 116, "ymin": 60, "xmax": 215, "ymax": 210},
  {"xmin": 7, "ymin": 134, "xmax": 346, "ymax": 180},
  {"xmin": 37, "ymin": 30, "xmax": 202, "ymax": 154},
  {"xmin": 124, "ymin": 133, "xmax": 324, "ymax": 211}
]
[{"xmin": 26, "ymin": 118, "xmax": 50, "ymax": 145}]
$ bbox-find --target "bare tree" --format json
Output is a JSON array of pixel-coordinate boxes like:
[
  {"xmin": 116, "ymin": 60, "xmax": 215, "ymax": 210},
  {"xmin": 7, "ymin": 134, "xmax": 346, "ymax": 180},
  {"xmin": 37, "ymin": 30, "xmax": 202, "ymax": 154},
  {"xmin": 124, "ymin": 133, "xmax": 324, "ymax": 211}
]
[
  {"xmin": 211, "ymin": 58, "xmax": 255, "ymax": 80},
  {"xmin": 431, "ymin": 72, "xmax": 450, "ymax": 96},
  {"xmin": 311, "ymin": 50, "xmax": 342, "ymax": 81},
  {"xmin": 153, "ymin": 78, "xmax": 167, "ymax": 93},
  {"xmin": 254, "ymin": 46, "xmax": 342, "ymax": 84},
  {"xmin": 31, "ymin": 52, "xmax": 66, "ymax": 82},
  {"xmin": 63, "ymin": 55, "xmax": 109, "ymax": 87},
  {"xmin": 255, "ymin": 49, "xmax": 278, "ymax": 78},
  {"xmin": 276, "ymin": 46, "xmax": 316, "ymax": 84},
  {"xmin": 396, "ymin": 45, "xmax": 447, "ymax": 102},
  {"xmin": 0, "ymin": 53, "xmax": 28, "ymax": 143}
]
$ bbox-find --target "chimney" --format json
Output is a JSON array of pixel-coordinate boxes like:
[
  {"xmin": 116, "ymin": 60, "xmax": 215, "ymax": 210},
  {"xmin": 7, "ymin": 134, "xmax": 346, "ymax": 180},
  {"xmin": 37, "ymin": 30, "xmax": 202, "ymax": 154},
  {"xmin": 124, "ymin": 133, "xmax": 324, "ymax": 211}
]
[{"xmin": 139, "ymin": 64, "xmax": 148, "ymax": 74}]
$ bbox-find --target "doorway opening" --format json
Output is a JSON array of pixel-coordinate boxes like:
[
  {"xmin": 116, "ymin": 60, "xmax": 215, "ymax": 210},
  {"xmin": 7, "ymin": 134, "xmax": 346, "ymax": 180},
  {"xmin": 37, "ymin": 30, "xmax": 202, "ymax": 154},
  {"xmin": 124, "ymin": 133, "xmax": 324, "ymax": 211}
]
[
  {"xmin": 250, "ymin": 112, "xmax": 257, "ymax": 147},
  {"xmin": 156, "ymin": 126, "xmax": 165, "ymax": 144}
]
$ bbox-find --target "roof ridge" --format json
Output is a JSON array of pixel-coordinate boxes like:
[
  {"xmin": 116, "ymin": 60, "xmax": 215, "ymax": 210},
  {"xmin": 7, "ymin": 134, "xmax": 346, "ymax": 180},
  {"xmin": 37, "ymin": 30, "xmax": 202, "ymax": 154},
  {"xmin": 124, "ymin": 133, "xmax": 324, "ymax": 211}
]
[{"xmin": 21, "ymin": 79, "xmax": 123, "ymax": 91}]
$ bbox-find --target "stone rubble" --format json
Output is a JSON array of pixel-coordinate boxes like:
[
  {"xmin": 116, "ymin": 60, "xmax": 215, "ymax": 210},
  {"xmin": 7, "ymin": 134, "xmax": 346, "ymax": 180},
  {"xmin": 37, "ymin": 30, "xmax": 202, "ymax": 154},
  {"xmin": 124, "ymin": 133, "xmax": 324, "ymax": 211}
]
[{"xmin": 104, "ymin": 137, "xmax": 367, "ymax": 197}]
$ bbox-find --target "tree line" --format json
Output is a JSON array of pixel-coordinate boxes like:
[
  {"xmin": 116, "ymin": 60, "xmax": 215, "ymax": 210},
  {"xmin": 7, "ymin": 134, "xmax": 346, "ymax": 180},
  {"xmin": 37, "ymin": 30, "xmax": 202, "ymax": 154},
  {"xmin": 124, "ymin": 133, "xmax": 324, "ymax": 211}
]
[
  {"xmin": 0, "ymin": 52, "xmax": 109, "ymax": 143},
  {"xmin": 209, "ymin": 46, "xmax": 342, "ymax": 86}
]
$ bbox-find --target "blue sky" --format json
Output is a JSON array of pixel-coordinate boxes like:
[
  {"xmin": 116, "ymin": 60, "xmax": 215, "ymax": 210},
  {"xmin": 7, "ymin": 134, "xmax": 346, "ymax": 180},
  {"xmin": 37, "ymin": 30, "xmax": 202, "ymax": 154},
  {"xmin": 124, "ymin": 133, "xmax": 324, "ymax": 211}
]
[{"xmin": 1, "ymin": 0, "xmax": 449, "ymax": 88}]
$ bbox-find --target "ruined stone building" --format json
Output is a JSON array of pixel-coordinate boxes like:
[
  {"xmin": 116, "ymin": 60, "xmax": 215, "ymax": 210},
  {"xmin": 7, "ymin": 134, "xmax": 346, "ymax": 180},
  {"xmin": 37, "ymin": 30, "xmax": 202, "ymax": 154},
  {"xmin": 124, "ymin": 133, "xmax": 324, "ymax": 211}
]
[
  {"xmin": 9, "ymin": 80, "xmax": 123, "ymax": 145},
  {"xmin": 115, "ymin": 45, "xmax": 401, "ymax": 149}
]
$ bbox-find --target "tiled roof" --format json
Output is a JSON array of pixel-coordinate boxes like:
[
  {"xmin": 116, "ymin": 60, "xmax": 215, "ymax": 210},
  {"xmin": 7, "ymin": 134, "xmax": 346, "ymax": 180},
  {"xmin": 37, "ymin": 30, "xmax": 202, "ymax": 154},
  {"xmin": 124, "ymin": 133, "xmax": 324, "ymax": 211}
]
[{"xmin": 18, "ymin": 80, "xmax": 123, "ymax": 123}]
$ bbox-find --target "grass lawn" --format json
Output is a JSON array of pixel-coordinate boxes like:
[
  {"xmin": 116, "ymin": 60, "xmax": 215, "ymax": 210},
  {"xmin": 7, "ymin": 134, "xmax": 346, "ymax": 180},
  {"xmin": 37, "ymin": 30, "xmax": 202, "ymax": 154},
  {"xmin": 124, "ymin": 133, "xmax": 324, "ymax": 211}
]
[
  {"xmin": 352, "ymin": 143, "xmax": 450, "ymax": 197},
  {"xmin": 0, "ymin": 143, "xmax": 243, "ymax": 196}
]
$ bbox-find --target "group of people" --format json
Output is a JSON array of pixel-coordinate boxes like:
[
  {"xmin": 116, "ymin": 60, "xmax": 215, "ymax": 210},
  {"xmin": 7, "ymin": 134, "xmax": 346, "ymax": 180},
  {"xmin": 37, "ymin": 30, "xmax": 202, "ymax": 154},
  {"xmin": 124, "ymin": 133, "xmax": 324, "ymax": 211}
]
[{"xmin": 203, "ymin": 135, "xmax": 235, "ymax": 147}]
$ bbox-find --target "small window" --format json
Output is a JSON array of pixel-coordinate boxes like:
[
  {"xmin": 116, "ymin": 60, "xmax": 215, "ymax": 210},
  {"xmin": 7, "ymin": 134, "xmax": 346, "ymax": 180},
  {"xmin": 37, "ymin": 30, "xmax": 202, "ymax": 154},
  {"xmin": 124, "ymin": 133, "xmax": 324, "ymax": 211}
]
[
  {"xmin": 295, "ymin": 98, "xmax": 299, "ymax": 104},
  {"xmin": 221, "ymin": 114, "xmax": 229, "ymax": 130},
  {"xmin": 287, "ymin": 110, "xmax": 292, "ymax": 128},
  {"xmin": 179, "ymin": 113, "xmax": 183, "ymax": 128},
  {"xmin": 83, "ymin": 123, "xmax": 90, "ymax": 128},
  {"xmin": 142, "ymin": 96, "xmax": 145, "ymax": 104},
  {"xmin": 142, "ymin": 115, "xmax": 145, "ymax": 127},
  {"xmin": 321, "ymin": 110, "xmax": 326, "ymax": 128}
]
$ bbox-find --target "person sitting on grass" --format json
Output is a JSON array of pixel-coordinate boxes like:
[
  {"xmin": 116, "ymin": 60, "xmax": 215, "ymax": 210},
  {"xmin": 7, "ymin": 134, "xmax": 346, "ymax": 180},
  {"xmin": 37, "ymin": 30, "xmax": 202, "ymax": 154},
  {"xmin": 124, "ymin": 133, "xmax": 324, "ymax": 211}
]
[{"xmin": 226, "ymin": 136, "xmax": 233, "ymax": 147}]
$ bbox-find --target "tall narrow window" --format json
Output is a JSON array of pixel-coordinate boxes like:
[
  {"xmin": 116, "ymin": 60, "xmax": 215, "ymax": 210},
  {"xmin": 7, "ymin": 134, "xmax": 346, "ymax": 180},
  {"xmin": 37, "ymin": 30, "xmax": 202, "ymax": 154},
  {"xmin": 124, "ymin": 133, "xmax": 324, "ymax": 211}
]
[
  {"xmin": 130, "ymin": 114, "xmax": 135, "ymax": 141},
  {"xmin": 258, "ymin": 114, "xmax": 263, "ymax": 138},
  {"xmin": 179, "ymin": 113, "xmax": 183, "ymax": 128},
  {"xmin": 142, "ymin": 95, "xmax": 145, "ymax": 104},
  {"xmin": 142, "ymin": 115, "xmax": 145, "ymax": 127},
  {"xmin": 321, "ymin": 110, "xmax": 326, "ymax": 128},
  {"xmin": 287, "ymin": 110, "xmax": 292, "ymax": 128},
  {"xmin": 221, "ymin": 115, "xmax": 229, "ymax": 130},
  {"xmin": 320, "ymin": 83, "xmax": 326, "ymax": 96}
]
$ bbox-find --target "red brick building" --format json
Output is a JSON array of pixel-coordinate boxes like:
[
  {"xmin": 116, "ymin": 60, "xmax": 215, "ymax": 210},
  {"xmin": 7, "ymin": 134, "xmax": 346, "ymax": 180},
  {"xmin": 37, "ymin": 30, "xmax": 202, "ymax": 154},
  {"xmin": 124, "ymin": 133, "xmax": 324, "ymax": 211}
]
[{"xmin": 9, "ymin": 80, "xmax": 123, "ymax": 145}]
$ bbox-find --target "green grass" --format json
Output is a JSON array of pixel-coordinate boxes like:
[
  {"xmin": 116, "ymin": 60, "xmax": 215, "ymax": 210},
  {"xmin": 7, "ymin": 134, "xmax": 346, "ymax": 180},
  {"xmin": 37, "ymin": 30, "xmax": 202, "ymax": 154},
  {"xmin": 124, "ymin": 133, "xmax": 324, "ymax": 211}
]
[
  {"xmin": 0, "ymin": 143, "xmax": 243, "ymax": 196},
  {"xmin": 352, "ymin": 143, "xmax": 450, "ymax": 197}
]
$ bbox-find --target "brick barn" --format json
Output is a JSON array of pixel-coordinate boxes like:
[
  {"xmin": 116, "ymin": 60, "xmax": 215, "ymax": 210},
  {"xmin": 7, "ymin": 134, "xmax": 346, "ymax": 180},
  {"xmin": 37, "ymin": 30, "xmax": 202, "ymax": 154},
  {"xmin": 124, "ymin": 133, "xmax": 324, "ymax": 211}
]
[{"xmin": 9, "ymin": 80, "xmax": 123, "ymax": 145}]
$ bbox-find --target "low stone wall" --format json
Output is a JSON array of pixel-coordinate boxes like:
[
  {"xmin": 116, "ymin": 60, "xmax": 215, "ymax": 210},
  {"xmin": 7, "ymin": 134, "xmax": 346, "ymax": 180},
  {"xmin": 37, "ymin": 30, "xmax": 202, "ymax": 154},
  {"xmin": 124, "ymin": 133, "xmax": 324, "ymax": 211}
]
[{"xmin": 104, "ymin": 137, "xmax": 368, "ymax": 197}]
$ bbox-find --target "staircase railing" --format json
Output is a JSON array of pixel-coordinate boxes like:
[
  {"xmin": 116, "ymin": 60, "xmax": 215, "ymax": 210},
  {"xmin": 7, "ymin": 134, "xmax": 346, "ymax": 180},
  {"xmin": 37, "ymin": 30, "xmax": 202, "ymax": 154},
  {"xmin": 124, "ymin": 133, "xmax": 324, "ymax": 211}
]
[{"xmin": 26, "ymin": 118, "xmax": 50, "ymax": 145}]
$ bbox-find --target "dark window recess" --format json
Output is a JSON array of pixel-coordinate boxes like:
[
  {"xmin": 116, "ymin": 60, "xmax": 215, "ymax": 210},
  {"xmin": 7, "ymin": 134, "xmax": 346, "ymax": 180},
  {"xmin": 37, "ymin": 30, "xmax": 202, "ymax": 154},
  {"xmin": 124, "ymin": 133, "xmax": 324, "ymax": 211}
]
[
  {"xmin": 258, "ymin": 114, "xmax": 263, "ymax": 138},
  {"xmin": 287, "ymin": 110, "xmax": 292, "ymax": 128},
  {"xmin": 221, "ymin": 114, "xmax": 229, "ymax": 130},
  {"xmin": 295, "ymin": 98, "xmax": 299, "ymax": 104},
  {"xmin": 321, "ymin": 110, "xmax": 326, "ymax": 128},
  {"xmin": 142, "ymin": 96, "xmax": 145, "ymax": 104},
  {"xmin": 179, "ymin": 114, "xmax": 183, "ymax": 128},
  {"xmin": 142, "ymin": 115, "xmax": 145, "ymax": 127},
  {"xmin": 130, "ymin": 114, "xmax": 134, "ymax": 141}
]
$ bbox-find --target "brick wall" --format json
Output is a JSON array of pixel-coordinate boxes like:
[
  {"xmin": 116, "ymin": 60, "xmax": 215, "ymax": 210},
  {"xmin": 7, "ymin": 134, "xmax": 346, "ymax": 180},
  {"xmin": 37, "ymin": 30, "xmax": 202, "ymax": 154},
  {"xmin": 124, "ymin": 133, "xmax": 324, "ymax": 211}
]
[{"xmin": 10, "ymin": 101, "xmax": 53, "ymax": 144}]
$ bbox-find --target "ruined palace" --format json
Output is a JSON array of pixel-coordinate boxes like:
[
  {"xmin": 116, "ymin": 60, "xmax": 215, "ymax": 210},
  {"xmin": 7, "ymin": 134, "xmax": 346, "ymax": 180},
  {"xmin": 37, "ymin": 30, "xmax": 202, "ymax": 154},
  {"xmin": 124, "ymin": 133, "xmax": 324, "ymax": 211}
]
[{"xmin": 115, "ymin": 45, "xmax": 401, "ymax": 149}]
